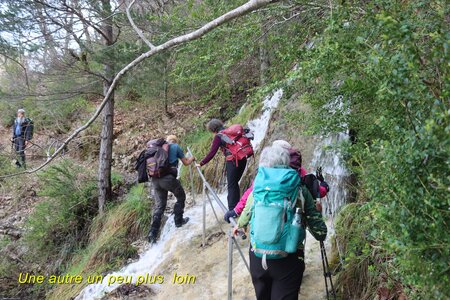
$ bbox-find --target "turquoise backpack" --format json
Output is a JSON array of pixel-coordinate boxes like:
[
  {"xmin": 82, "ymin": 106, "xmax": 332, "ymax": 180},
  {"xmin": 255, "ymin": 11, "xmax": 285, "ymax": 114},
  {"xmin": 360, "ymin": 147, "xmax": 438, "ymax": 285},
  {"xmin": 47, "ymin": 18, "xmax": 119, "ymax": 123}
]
[{"xmin": 250, "ymin": 167, "xmax": 305, "ymax": 269}]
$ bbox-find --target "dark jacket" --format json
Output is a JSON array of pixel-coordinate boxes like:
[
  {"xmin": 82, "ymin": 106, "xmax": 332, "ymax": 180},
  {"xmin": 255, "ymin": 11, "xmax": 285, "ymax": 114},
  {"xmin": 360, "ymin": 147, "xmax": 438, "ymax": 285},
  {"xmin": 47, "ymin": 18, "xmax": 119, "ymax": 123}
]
[
  {"xmin": 12, "ymin": 118, "xmax": 33, "ymax": 141},
  {"xmin": 200, "ymin": 134, "xmax": 224, "ymax": 166}
]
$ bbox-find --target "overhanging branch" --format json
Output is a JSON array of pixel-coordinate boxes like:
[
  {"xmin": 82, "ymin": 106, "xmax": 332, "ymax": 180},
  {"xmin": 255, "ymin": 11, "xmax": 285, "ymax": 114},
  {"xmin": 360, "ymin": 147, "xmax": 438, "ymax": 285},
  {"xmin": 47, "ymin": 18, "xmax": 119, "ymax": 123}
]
[
  {"xmin": 126, "ymin": 0, "xmax": 155, "ymax": 49},
  {"xmin": 0, "ymin": 0, "xmax": 280, "ymax": 179}
]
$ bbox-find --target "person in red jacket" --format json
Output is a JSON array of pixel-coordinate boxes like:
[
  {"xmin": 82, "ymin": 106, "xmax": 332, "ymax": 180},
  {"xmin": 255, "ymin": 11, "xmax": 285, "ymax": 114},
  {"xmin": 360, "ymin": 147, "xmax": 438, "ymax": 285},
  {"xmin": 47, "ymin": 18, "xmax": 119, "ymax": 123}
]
[
  {"xmin": 224, "ymin": 139, "xmax": 329, "ymax": 222},
  {"xmin": 196, "ymin": 119, "xmax": 248, "ymax": 211}
]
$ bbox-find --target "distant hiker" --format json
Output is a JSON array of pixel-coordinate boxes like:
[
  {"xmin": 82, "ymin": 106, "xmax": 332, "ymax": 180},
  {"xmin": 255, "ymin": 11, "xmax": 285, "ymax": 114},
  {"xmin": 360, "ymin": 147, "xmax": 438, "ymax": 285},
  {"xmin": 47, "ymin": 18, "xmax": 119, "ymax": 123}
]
[
  {"xmin": 315, "ymin": 166, "xmax": 330, "ymax": 198},
  {"xmin": 11, "ymin": 108, "xmax": 33, "ymax": 168},
  {"xmin": 234, "ymin": 145, "xmax": 327, "ymax": 300},
  {"xmin": 224, "ymin": 139, "xmax": 328, "ymax": 222},
  {"xmin": 272, "ymin": 139, "xmax": 306, "ymax": 177},
  {"xmin": 272, "ymin": 139, "xmax": 330, "ymax": 211},
  {"xmin": 196, "ymin": 119, "xmax": 254, "ymax": 210},
  {"xmin": 147, "ymin": 136, "xmax": 196, "ymax": 244}
]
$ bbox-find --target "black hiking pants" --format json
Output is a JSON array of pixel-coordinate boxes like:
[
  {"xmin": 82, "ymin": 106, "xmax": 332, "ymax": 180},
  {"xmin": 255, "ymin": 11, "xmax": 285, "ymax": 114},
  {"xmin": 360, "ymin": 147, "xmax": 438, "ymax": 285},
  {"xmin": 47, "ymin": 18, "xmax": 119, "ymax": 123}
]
[
  {"xmin": 226, "ymin": 158, "xmax": 247, "ymax": 210},
  {"xmin": 249, "ymin": 248, "xmax": 305, "ymax": 300},
  {"xmin": 150, "ymin": 174, "xmax": 186, "ymax": 234},
  {"xmin": 13, "ymin": 137, "xmax": 26, "ymax": 167}
]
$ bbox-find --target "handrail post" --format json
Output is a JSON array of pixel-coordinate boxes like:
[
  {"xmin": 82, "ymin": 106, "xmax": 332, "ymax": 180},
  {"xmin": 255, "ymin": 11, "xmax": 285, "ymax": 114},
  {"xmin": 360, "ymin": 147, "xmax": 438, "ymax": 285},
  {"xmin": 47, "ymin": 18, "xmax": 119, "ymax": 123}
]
[
  {"xmin": 202, "ymin": 182, "xmax": 207, "ymax": 248},
  {"xmin": 189, "ymin": 164, "xmax": 196, "ymax": 205},
  {"xmin": 177, "ymin": 163, "xmax": 182, "ymax": 180},
  {"xmin": 186, "ymin": 151, "xmax": 196, "ymax": 205},
  {"xmin": 227, "ymin": 227, "xmax": 234, "ymax": 300}
]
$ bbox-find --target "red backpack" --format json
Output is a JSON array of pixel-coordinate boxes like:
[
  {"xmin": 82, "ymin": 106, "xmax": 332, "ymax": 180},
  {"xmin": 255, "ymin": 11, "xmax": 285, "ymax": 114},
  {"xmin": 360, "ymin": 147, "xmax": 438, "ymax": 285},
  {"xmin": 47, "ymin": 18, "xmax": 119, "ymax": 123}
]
[{"xmin": 219, "ymin": 124, "xmax": 254, "ymax": 165}]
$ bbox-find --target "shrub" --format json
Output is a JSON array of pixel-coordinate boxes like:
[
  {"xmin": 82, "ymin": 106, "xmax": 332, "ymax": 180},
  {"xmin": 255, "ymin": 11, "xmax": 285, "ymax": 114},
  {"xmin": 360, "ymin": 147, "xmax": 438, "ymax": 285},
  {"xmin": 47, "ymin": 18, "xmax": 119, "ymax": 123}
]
[
  {"xmin": 24, "ymin": 160, "xmax": 97, "ymax": 268},
  {"xmin": 48, "ymin": 184, "xmax": 152, "ymax": 300}
]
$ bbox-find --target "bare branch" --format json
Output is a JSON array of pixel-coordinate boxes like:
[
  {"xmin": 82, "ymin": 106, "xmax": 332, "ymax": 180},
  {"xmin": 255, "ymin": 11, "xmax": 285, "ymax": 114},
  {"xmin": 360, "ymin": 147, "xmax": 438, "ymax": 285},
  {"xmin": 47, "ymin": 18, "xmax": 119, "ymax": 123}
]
[
  {"xmin": 126, "ymin": 0, "xmax": 155, "ymax": 49},
  {"xmin": 0, "ymin": 54, "xmax": 30, "ymax": 91},
  {"xmin": 0, "ymin": 0, "xmax": 280, "ymax": 179}
]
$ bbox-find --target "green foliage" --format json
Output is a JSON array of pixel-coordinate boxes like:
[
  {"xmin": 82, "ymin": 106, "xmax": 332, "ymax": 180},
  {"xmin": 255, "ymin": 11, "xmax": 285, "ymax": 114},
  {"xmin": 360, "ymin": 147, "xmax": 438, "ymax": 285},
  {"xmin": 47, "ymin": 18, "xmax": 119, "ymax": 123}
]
[
  {"xmin": 0, "ymin": 152, "xmax": 16, "ymax": 177},
  {"xmin": 48, "ymin": 184, "xmax": 151, "ymax": 300},
  {"xmin": 1, "ymin": 1, "xmax": 446, "ymax": 299},
  {"xmin": 111, "ymin": 170, "xmax": 124, "ymax": 188},
  {"xmin": 287, "ymin": 1, "xmax": 449, "ymax": 298},
  {"xmin": 335, "ymin": 203, "xmax": 385, "ymax": 299},
  {"xmin": 24, "ymin": 160, "xmax": 98, "ymax": 265},
  {"xmin": 359, "ymin": 104, "xmax": 449, "ymax": 298}
]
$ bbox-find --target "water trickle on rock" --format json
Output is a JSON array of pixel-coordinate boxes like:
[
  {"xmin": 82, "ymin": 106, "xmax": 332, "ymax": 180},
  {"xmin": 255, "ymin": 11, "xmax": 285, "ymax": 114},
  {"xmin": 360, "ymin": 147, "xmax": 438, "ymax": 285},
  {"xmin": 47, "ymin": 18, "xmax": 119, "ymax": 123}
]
[
  {"xmin": 310, "ymin": 132, "xmax": 349, "ymax": 217},
  {"xmin": 247, "ymin": 88, "xmax": 283, "ymax": 151}
]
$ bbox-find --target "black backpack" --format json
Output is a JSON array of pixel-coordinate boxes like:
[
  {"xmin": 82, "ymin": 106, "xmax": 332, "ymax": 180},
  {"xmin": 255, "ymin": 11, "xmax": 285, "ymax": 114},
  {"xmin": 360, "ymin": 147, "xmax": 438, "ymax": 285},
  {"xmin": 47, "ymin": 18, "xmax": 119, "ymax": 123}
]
[
  {"xmin": 135, "ymin": 139, "xmax": 171, "ymax": 183},
  {"xmin": 302, "ymin": 174, "xmax": 321, "ymax": 199},
  {"xmin": 135, "ymin": 149, "xmax": 151, "ymax": 183},
  {"xmin": 25, "ymin": 118, "xmax": 34, "ymax": 139}
]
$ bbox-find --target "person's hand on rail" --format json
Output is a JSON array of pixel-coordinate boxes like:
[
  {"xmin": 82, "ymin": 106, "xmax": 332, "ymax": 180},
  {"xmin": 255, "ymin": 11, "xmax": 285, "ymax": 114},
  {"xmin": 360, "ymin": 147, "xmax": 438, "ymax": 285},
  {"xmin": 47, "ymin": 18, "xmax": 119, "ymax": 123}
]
[{"xmin": 232, "ymin": 225, "xmax": 242, "ymax": 236}]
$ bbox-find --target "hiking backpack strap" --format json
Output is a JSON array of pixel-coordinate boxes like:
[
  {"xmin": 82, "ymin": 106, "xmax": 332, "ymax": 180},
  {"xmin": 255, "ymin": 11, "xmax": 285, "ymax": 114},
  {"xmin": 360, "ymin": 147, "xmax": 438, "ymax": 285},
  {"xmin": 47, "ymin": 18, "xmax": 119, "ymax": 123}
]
[
  {"xmin": 297, "ymin": 186, "xmax": 308, "ymax": 240},
  {"xmin": 299, "ymin": 187, "xmax": 305, "ymax": 214}
]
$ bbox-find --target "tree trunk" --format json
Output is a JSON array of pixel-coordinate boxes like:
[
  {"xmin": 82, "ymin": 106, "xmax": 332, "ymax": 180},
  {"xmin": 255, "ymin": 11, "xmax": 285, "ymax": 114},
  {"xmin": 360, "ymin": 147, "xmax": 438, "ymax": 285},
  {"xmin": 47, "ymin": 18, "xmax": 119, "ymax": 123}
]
[
  {"xmin": 98, "ymin": 82, "xmax": 114, "ymax": 214},
  {"xmin": 259, "ymin": 13, "xmax": 270, "ymax": 85},
  {"xmin": 98, "ymin": 0, "xmax": 115, "ymax": 214}
]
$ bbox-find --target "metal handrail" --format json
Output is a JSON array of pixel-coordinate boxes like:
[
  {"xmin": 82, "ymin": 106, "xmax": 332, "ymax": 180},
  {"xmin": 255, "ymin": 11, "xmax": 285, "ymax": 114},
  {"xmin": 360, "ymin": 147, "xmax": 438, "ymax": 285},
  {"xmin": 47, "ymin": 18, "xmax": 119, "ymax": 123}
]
[
  {"xmin": 187, "ymin": 147, "xmax": 250, "ymax": 300},
  {"xmin": 186, "ymin": 147, "xmax": 244, "ymax": 232}
]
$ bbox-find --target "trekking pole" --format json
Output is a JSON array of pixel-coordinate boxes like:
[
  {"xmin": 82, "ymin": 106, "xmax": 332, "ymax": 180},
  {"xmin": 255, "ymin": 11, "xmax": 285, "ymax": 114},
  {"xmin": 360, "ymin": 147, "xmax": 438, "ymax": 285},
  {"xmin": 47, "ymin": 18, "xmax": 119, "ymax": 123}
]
[
  {"xmin": 321, "ymin": 241, "xmax": 336, "ymax": 298},
  {"xmin": 320, "ymin": 241, "xmax": 337, "ymax": 299},
  {"xmin": 320, "ymin": 241, "xmax": 330, "ymax": 299},
  {"xmin": 227, "ymin": 226, "xmax": 234, "ymax": 300}
]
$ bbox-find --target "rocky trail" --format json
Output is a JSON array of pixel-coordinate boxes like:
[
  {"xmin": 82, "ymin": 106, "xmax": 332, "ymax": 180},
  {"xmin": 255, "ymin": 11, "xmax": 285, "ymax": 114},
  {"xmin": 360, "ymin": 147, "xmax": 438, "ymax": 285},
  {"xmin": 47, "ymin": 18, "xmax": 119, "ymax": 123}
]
[{"xmin": 74, "ymin": 191, "xmax": 336, "ymax": 300}]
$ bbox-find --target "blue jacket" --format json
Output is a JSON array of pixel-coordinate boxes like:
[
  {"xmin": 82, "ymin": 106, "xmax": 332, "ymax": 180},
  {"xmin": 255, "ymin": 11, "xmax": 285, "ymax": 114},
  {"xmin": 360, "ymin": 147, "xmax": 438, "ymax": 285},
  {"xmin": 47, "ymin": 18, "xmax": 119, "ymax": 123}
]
[{"xmin": 12, "ymin": 118, "xmax": 33, "ymax": 140}]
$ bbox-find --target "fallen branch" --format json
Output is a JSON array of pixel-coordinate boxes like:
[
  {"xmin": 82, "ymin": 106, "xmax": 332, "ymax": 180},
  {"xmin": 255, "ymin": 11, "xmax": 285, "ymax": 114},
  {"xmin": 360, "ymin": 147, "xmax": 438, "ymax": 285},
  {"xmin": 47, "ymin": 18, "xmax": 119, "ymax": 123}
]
[{"xmin": 0, "ymin": 0, "xmax": 280, "ymax": 179}]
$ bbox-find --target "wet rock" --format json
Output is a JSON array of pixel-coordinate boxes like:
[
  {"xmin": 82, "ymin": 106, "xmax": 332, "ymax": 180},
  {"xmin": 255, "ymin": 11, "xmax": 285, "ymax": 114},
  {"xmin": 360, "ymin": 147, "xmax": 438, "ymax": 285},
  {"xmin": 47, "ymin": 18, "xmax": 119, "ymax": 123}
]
[
  {"xmin": 0, "ymin": 224, "xmax": 22, "ymax": 239},
  {"xmin": 100, "ymin": 284, "xmax": 154, "ymax": 300}
]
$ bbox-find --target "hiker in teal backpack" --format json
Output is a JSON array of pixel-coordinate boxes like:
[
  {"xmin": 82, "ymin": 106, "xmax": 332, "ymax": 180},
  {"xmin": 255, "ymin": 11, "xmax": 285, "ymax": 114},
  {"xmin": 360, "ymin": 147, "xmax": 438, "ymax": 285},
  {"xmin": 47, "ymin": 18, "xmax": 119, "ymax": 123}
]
[
  {"xmin": 11, "ymin": 108, "xmax": 33, "ymax": 168},
  {"xmin": 234, "ymin": 145, "xmax": 327, "ymax": 300},
  {"xmin": 224, "ymin": 139, "xmax": 328, "ymax": 223}
]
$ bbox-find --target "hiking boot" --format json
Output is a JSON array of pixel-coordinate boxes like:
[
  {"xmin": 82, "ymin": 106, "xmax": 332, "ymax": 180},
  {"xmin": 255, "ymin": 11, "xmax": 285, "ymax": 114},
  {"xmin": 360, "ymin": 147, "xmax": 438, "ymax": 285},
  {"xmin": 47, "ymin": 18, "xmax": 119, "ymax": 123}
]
[
  {"xmin": 175, "ymin": 217, "xmax": 189, "ymax": 228},
  {"xmin": 148, "ymin": 230, "xmax": 158, "ymax": 244}
]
